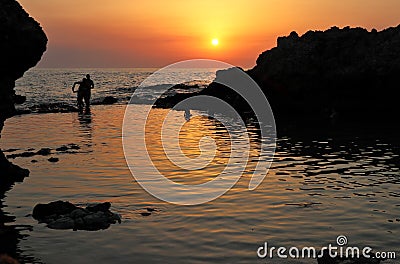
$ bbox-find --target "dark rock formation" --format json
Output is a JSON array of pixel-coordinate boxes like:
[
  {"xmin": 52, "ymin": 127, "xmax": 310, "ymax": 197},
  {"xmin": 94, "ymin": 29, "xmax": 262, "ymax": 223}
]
[
  {"xmin": 1, "ymin": 1, "xmax": 46, "ymax": 260},
  {"xmin": 47, "ymin": 157, "xmax": 59, "ymax": 163},
  {"xmin": 32, "ymin": 201, "xmax": 121, "ymax": 231},
  {"xmin": 32, "ymin": 201, "xmax": 77, "ymax": 219},
  {"xmin": 0, "ymin": 0, "xmax": 47, "ymax": 183},
  {"xmin": 247, "ymin": 25, "xmax": 400, "ymax": 126}
]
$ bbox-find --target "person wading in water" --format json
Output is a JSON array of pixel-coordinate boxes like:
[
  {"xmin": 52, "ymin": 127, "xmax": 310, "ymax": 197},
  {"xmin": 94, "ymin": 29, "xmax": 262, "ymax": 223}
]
[{"xmin": 72, "ymin": 74, "xmax": 94, "ymax": 111}]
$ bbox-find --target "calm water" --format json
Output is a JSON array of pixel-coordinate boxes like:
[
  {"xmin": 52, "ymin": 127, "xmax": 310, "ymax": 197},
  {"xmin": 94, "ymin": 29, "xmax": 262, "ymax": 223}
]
[{"xmin": 1, "ymin": 69, "xmax": 399, "ymax": 263}]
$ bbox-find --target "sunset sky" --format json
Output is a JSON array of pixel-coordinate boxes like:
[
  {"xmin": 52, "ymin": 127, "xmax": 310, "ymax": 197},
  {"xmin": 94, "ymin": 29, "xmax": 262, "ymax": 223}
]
[{"xmin": 19, "ymin": 0, "xmax": 400, "ymax": 68}]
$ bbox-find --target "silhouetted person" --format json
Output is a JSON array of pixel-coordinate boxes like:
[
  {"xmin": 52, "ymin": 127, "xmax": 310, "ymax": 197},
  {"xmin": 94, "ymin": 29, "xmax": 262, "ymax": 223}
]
[
  {"xmin": 72, "ymin": 78, "xmax": 87, "ymax": 110},
  {"xmin": 72, "ymin": 74, "xmax": 94, "ymax": 111},
  {"xmin": 84, "ymin": 74, "xmax": 94, "ymax": 108}
]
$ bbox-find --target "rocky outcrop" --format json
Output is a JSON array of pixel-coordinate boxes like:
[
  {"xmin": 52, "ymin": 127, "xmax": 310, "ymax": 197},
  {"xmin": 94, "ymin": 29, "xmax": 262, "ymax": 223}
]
[
  {"xmin": 0, "ymin": 0, "xmax": 47, "ymax": 182},
  {"xmin": 247, "ymin": 25, "xmax": 400, "ymax": 126},
  {"xmin": 185, "ymin": 25, "xmax": 400, "ymax": 130},
  {"xmin": 32, "ymin": 201, "xmax": 121, "ymax": 231}
]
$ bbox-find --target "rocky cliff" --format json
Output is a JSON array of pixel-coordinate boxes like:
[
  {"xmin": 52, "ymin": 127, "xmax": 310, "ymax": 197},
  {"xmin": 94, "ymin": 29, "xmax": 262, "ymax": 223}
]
[
  {"xmin": 199, "ymin": 25, "xmax": 400, "ymax": 129},
  {"xmin": 248, "ymin": 25, "xmax": 400, "ymax": 125},
  {"xmin": 0, "ymin": 0, "xmax": 47, "ymax": 183}
]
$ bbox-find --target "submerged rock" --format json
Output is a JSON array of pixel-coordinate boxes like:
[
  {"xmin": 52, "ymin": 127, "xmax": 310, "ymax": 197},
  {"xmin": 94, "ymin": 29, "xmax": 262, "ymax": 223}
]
[
  {"xmin": 36, "ymin": 148, "xmax": 51, "ymax": 156},
  {"xmin": 7, "ymin": 148, "xmax": 52, "ymax": 159},
  {"xmin": 32, "ymin": 201, "xmax": 121, "ymax": 231},
  {"xmin": 140, "ymin": 212, "xmax": 151, "ymax": 217},
  {"xmin": 47, "ymin": 157, "xmax": 59, "ymax": 163},
  {"xmin": 55, "ymin": 146, "xmax": 68, "ymax": 152},
  {"xmin": 7, "ymin": 144, "xmax": 81, "ymax": 160},
  {"xmin": 92, "ymin": 96, "xmax": 118, "ymax": 105}
]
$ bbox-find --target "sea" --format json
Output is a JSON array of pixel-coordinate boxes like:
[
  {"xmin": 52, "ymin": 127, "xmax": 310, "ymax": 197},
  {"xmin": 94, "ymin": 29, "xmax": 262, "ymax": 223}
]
[{"xmin": 1, "ymin": 68, "xmax": 399, "ymax": 263}]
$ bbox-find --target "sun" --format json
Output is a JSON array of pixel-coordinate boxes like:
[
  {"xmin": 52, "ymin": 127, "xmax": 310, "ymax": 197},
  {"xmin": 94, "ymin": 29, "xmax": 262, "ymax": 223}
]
[{"xmin": 211, "ymin": 38, "xmax": 219, "ymax": 46}]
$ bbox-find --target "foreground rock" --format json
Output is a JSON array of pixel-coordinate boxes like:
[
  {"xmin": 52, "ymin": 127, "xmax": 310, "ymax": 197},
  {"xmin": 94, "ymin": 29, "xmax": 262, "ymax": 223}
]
[
  {"xmin": 0, "ymin": 0, "xmax": 47, "ymax": 184},
  {"xmin": 32, "ymin": 201, "xmax": 121, "ymax": 231}
]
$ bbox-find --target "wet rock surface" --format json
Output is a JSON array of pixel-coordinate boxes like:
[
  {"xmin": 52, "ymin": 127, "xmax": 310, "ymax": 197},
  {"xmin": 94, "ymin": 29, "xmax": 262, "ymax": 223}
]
[{"xmin": 32, "ymin": 201, "xmax": 121, "ymax": 231}]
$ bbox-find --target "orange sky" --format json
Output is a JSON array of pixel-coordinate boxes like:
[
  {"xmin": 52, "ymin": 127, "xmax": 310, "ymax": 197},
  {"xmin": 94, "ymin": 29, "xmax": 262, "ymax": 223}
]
[{"xmin": 19, "ymin": 0, "xmax": 400, "ymax": 68}]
